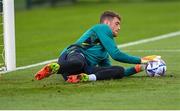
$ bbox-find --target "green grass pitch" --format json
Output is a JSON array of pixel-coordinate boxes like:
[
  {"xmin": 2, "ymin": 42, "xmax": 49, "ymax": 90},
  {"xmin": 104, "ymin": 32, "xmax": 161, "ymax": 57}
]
[{"xmin": 0, "ymin": 1, "xmax": 180, "ymax": 110}]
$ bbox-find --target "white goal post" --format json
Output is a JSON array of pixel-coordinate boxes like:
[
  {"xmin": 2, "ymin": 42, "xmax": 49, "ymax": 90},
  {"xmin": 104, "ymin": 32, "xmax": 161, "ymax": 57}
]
[{"xmin": 2, "ymin": 0, "xmax": 16, "ymax": 71}]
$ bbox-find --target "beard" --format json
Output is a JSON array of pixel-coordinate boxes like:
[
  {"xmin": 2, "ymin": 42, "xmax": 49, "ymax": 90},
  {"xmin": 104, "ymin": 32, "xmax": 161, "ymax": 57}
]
[{"xmin": 113, "ymin": 32, "xmax": 118, "ymax": 37}]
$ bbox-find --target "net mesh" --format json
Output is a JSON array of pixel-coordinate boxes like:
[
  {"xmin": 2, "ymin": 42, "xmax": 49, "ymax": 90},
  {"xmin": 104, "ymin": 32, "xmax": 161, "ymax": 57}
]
[{"xmin": 0, "ymin": 0, "xmax": 5, "ymax": 71}]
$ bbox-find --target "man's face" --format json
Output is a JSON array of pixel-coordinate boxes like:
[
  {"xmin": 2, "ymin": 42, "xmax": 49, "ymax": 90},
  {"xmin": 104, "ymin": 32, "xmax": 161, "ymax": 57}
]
[{"xmin": 105, "ymin": 17, "xmax": 121, "ymax": 37}]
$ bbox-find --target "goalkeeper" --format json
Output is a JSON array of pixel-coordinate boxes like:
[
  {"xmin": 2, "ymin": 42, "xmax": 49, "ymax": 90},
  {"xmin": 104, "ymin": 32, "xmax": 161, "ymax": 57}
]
[{"xmin": 35, "ymin": 10, "xmax": 160, "ymax": 83}]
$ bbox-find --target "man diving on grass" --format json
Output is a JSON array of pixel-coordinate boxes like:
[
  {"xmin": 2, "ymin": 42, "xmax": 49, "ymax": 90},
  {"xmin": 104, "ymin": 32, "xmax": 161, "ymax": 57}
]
[{"xmin": 35, "ymin": 10, "xmax": 160, "ymax": 83}]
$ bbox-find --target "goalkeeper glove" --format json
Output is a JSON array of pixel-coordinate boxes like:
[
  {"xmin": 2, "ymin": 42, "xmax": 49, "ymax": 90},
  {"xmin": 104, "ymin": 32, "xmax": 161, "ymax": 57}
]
[{"xmin": 141, "ymin": 55, "xmax": 161, "ymax": 64}]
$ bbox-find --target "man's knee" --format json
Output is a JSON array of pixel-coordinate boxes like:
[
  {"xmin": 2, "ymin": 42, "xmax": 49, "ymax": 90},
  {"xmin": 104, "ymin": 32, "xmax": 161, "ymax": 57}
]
[{"xmin": 69, "ymin": 59, "xmax": 85, "ymax": 69}]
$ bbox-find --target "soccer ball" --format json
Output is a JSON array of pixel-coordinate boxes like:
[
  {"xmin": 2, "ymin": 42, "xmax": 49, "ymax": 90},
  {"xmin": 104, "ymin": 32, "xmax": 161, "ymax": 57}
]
[{"xmin": 145, "ymin": 58, "xmax": 167, "ymax": 77}]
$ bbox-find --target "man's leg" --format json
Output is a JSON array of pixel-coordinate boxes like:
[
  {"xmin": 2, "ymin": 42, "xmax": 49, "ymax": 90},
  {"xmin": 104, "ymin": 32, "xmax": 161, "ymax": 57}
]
[
  {"xmin": 35, "ymin": 50, "xmax": 86, "ymax": 80},
  {"xmin": 57, "ymin": 51, "xmax": 87, "ymax": 80},
  {"xmin": 66, "ymin": 66, "xmax": 125, "ymax": 83},
  {"xmin": 58, "ymin": 52, "xmax": 84, "ymax": 73},
  {"xmin": 92, "ymin": 64, "xmax": 146, "ymax": 81},
  {"xmin": 92, "ymin": 66, "xmax": 125, "ymax": 80},
  {"xmin": 66, "ymin": 64, "xmax": 146, "ymax": 83}
]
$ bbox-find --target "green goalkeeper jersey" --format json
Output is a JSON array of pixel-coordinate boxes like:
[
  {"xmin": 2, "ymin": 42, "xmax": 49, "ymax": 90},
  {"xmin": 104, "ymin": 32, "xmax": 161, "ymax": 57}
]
[{"xmin": 62, "ymin": 24, "xmax": 141, "ymax": 67}]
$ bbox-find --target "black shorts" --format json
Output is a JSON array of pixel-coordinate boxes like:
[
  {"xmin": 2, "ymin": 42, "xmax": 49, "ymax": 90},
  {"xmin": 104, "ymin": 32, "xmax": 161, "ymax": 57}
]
[{"xmin": 57, "ymin": 45, "xmax": 90, "ymax": 80}]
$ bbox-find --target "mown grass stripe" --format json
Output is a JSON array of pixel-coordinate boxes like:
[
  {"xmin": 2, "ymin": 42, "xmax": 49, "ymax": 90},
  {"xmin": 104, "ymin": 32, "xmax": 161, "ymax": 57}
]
[{"xmin": 1, "ymin": 31, "xmax": 180, "ymax": 74}]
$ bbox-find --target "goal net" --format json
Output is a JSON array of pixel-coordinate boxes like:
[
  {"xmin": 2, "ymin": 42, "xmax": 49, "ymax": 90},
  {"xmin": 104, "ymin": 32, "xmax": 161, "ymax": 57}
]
[{"xmin": 0, "ymin": 0, "xmax": 5, "ymax": 71}]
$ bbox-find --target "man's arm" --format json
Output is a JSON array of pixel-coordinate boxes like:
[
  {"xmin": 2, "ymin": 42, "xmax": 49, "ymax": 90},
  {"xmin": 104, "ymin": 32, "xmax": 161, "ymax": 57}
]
[{"xmin": 95, "ymin": 24, "xmax": 141, "ymax": 64}]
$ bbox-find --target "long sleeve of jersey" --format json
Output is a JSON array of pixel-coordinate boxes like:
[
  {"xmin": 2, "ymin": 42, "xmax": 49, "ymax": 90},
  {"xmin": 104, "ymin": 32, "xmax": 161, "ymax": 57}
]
[{"xmin": 94, "ymin": 24, "xmax": 141, "ymax": 64}]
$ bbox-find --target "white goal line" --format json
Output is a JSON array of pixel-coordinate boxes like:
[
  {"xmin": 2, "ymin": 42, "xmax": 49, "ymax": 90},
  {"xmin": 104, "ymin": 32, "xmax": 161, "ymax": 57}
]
[
  {"xmin": 124, "ymin": 49, "xmax": 180, "ymax": 52},
  {"xmin": 118, "ymin": 31, "xmax": 180, "ymax": 48},
  {"xmin": 1, "ymin": 31, "xmax": 180, "ymax": 74}
]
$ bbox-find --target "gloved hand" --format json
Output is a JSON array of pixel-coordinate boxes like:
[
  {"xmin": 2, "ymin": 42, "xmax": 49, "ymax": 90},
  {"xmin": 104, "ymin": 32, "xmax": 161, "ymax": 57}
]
[{"xmin": 141, "ymin": 55, "xmax": 161, "ymax": 64}]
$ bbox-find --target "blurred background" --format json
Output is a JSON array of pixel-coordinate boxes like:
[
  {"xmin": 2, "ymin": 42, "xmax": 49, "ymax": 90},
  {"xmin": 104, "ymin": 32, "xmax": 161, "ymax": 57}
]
[{"xmin": 15, "ymin": 0, "xmax": 180, "ymax": 10}]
